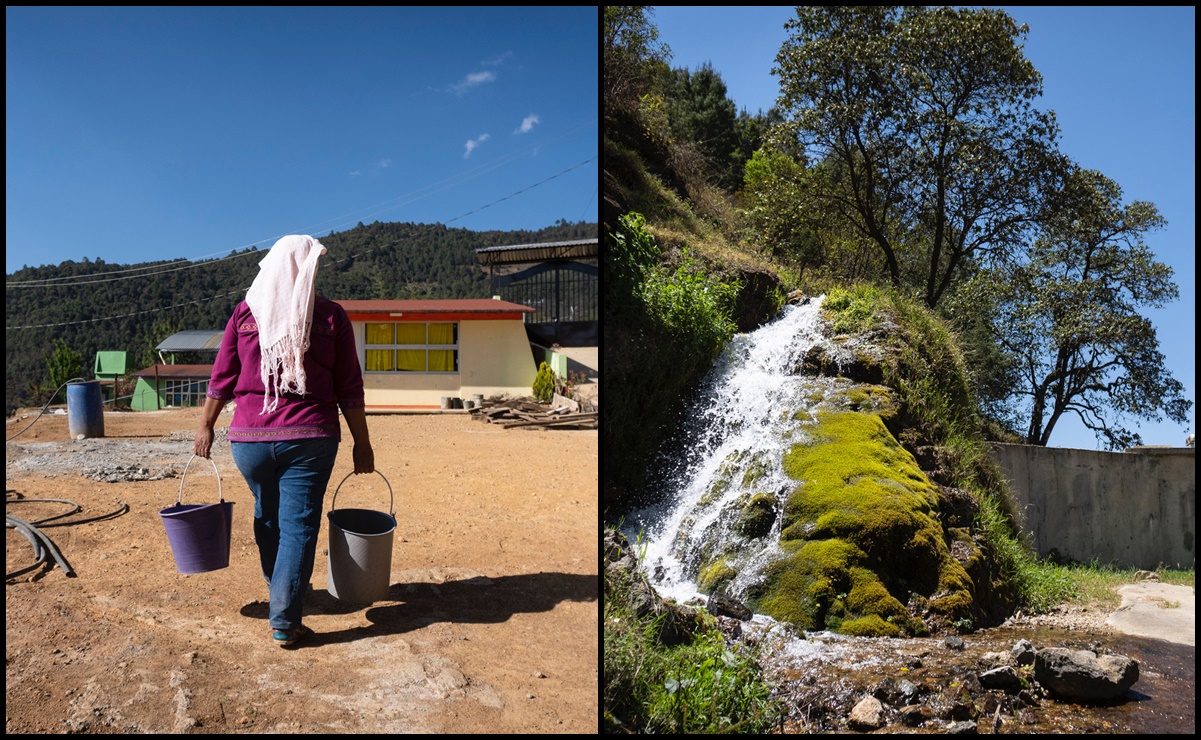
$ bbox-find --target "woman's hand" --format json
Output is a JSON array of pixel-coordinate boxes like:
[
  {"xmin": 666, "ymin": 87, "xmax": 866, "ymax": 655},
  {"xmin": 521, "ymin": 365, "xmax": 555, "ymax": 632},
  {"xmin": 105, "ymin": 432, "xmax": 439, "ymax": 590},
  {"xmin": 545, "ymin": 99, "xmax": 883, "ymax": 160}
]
[
  {"xmin": 353, "ymin": 442, "xmax": 375, "ymax": 475},
  {"xmin": 193, "ymin": 397, "xmax": 227, "ymax": 459},
  {"xmin": 194, "ymin": 426, "xmax": 215, "ymax": 459}
]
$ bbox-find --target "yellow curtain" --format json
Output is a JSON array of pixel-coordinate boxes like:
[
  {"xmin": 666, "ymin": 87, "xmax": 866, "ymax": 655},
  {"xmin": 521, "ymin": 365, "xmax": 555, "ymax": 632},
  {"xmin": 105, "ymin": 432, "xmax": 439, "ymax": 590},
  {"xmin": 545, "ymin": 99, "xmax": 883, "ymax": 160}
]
[
  {"xmin": 365, "ymin": 349, "xmax": 394, "ymax": 371},
  {"xmin": 396, "ymin": 350, "xmax": 425, "ymax": 371},
  {"xmin": 396, "ymin": 324, "xmax": 426, "ymax": 344},
  {"xmin": 429, "ymin": 323, "xmax": 455, "ymax": 345},
  {"xmin": 366, "ymin": 323, "xmax": 393, "ymax": 344},
  {"xmin": 429, "ymin": 350, "xmax": 456, "ymax": 371}
]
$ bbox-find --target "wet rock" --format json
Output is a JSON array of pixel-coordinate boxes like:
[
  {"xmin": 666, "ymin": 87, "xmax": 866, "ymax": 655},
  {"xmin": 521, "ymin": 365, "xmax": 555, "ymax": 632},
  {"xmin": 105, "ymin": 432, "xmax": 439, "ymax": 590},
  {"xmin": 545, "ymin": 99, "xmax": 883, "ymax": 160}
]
[
  {"xmin": 979, "ymin": 665, "xmax": 1024, "ymax": 693},
  {"xmin": 946, "ymin": 719, "xmax": 978, "ymax": 734},
  {"xmin": 898, "ymin": 704, "xmax": 932, "ymax": 727},
  {"xmin": 847, "ymin": 695, "xmax": 885, "ymax": 731},
  {"xmin": 603, "ymin": 529, "xmax": 627, "ymax": 566},
  {"xmin": 945, "ymin": 635, "xmax": 965, "ymax": 651},
  {"xmin": 1034, "ymin": 648, "xmax": 1139, "ymax": 701},
  {"xmin": 1011, "ymin": 639, "xmax": 1036, "ymax": 666},
  {"xmin": 872, "ymin": 676, "xmax": 922, "ymax": 706},
  {"xmin": 707, "ymin": 591, "xmax": 752, "ymax": 621}
]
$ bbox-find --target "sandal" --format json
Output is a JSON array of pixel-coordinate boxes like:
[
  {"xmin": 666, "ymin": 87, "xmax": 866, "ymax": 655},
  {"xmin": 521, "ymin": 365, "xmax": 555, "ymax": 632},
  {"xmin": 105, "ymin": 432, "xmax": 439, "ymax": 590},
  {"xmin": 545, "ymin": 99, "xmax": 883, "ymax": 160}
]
[{"xmin": 271, "ymin": 624, "xmax": 312, "ymax": 647}]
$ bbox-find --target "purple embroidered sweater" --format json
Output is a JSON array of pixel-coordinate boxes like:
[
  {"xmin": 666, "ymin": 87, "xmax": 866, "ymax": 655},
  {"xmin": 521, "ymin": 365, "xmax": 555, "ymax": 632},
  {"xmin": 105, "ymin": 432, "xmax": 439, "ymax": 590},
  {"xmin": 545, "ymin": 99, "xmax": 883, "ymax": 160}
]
[{"xmin": 206, "ymin": 297, "xmax": 365, "ymax": 442}]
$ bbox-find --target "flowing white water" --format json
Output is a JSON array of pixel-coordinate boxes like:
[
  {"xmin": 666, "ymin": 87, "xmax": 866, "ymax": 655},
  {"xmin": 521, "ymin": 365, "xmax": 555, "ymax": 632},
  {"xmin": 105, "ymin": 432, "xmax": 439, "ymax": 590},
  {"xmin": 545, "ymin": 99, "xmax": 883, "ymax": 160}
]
[{"xmin": 625, "ymin": 296, "xmax": 856, "ymax": 605}]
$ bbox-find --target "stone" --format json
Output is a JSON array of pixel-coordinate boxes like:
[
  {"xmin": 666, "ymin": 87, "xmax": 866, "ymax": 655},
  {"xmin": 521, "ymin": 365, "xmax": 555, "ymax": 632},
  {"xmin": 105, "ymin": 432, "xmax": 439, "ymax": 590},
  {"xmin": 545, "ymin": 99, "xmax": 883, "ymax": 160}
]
[
  {"xmin": 706, "ymin": 591, "xmax": 752, "ymax": 621},
  {"xmin": 848, "ymin": 695, "xmax": 885, "ymax": 731},
  {"xmin": 1011, "ymin": 639, "xmax": 1036, "ymax": 666},
  {"xmin": 1034, "ymin": 648, "xmax": 1139, "ymax": 701},
  {"xmin": 898, "ymin": 704, "xmax": 932, "ymax": 727},
  {"xmin": 979, "ymin": 665, "xmax": 1024, "ymax": 693}
]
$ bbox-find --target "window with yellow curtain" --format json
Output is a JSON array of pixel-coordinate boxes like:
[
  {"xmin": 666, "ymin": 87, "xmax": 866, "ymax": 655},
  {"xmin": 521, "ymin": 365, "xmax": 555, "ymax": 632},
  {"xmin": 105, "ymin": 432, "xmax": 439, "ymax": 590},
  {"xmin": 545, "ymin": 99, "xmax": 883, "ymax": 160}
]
[
  {"xmin": 363, "ymin": 321, "xmax": 458, "ymax": 373},
  {"xmin": 428, "ymin": 323, "xmax": 455, "ymax": 344}
]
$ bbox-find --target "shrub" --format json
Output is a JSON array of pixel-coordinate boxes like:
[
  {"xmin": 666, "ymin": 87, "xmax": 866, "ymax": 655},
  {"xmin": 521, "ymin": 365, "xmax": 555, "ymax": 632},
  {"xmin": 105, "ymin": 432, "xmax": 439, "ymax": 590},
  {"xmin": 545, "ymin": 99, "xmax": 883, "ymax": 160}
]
[{"xmin": 532, "ymin": 362, "xmax": 556, "ymax": 403}]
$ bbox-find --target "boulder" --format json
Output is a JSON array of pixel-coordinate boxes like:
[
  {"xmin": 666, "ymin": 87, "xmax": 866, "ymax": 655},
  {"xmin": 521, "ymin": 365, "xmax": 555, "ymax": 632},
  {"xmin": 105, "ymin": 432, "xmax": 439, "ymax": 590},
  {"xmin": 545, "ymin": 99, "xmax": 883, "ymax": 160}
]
[{"xmin": 1034, "ymin": 648, "xmax": 1139, "ymax": 701}]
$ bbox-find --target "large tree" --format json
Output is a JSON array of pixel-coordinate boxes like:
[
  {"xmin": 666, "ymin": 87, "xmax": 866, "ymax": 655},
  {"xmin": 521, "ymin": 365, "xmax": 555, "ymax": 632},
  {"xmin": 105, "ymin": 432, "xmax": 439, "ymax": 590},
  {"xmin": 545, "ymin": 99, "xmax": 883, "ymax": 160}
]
[
  {"xmin": 603, "ymin": 6, "xmax": 672, "ymax": 127},
  {"xmin": 968, "ymin": 168, "xmax": 1191, "ymax": 449},
  {"xmin": 772, "ymin": 6, "xmax": 1061, "ymax": 307}
]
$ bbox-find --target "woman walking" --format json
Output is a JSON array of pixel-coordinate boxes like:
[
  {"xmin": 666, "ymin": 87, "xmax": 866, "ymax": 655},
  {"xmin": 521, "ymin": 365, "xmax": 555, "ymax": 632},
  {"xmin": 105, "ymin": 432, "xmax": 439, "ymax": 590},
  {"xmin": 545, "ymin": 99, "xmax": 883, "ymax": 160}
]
[{"xmin": 194, "ymin": 234, "xmax": 374, "ymax": 647}]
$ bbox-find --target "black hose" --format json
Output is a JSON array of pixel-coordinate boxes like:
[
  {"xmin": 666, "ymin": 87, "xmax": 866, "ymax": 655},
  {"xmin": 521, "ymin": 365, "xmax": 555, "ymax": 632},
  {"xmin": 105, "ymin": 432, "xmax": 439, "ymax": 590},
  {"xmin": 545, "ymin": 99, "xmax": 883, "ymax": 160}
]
[
  {"xmin": 6, "ymin": 513, "xmax": 76, "ymax": 579},
  {"xmin": 5, "ymin": 493, "xmax": 127, "ymax": 581}
]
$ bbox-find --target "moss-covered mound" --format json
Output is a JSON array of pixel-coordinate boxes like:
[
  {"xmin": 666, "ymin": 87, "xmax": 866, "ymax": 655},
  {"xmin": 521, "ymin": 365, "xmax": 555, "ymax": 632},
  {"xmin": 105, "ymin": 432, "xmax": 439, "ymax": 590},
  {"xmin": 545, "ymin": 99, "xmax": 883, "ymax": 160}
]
[{"xmin": 752, "ymin": 410, "xmax": 974, "ymax": 635}]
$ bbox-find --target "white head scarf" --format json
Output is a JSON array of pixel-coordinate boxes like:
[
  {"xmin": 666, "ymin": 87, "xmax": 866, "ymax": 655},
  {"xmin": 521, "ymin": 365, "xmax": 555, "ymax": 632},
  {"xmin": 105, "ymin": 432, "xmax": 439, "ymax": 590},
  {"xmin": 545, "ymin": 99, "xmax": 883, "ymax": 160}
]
[{"xmin": 244, "ymin": 234, "xmax": 327, "ymax": 414}]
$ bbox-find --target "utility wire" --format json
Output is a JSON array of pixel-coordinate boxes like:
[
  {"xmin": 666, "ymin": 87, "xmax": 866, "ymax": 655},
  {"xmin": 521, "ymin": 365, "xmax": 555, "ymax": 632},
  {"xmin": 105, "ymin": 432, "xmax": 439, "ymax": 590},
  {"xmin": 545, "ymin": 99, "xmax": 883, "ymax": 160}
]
[
  {"xmin": 6, "ymin": 159, "xmax": 599, "ymax": 330},
  {"xmin": 7, "ymin": 147, "xmax": 597, "ymax": 289}
]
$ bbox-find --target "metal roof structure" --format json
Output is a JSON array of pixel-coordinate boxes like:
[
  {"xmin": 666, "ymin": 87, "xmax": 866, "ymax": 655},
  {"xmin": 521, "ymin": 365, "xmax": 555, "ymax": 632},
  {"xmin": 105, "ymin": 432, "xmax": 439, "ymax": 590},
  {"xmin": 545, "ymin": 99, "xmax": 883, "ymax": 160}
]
[
  {"xmin": 130, "ymin": 364, "xmax": 214, "ymax": 379},
  {"xmin": 474, "ymin": 238, "xmax": 598, "ymax": 267},
  {"xmin": 155, "ymin": 330, "xmax": 224, "ymax": 353}
]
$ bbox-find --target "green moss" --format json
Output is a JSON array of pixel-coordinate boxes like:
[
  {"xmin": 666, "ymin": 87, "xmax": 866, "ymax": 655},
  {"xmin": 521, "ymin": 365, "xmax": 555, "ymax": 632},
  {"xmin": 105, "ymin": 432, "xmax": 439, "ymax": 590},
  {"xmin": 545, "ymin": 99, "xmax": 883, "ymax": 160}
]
[
  {"xmin": 757, "ymin": 538, "xmax": 862, "ymax": 630},
  {"xmin": 840, "ymin": 614, "xmax": 902, "ymax": 638},
  {"xmin": 736, "ymin": 492, "xmax": 778, "ymax": 539},
  {"xmin": 756, "ymin": 410, "xmax": 974, "ymax": 633},
  {"xmin": 698, "ymin": 558, "xmax": 738, "ymax": 595}
]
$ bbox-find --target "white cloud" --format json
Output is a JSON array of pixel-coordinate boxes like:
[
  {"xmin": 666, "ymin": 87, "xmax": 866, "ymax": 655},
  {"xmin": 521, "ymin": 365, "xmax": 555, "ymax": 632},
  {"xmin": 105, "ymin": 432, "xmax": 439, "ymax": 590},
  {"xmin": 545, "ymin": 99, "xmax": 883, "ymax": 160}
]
[
  {"xmin": 378, "ymin": 158, "xmax": 392, "ymax": 169},
  {"xmin": 451, "ymin": 70, "xmax": 496, "ymax": 95},
  {"xmin": 463, "ymin": 133, "xmax": 490, "ymax": 159},
  {"xmin": 515, "ymin": 114, "xmax": 540, "ymax": 134}
]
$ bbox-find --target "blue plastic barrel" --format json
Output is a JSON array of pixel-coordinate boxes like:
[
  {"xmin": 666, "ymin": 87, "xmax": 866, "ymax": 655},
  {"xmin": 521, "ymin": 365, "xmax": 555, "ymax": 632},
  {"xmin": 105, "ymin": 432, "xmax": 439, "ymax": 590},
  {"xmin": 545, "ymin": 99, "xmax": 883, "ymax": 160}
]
[{"xmin": 67, "ymin": 380, "xmax": 105, "ymax": 438}]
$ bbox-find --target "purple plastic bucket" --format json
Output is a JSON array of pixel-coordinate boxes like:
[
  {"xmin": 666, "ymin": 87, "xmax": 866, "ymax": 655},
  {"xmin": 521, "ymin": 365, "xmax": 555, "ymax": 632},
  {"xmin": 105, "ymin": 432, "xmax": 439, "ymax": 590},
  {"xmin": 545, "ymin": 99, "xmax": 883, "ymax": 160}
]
[{"xmin": 160, "ymin": 456, "xmax": 233, "ymax": 574}]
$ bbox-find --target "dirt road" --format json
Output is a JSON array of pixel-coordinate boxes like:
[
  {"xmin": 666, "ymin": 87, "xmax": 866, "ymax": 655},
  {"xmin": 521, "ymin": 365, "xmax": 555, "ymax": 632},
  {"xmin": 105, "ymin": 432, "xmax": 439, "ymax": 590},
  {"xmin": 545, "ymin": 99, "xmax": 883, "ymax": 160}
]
[{"xmin": 6, "ymin": 406, "xmax": 598, "ymax": 733}]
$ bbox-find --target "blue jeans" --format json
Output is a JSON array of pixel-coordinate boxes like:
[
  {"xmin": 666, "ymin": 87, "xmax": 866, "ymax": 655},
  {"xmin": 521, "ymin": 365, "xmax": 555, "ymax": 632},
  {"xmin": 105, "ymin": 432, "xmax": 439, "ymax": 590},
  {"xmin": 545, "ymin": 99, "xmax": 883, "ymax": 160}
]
[{"xmin": 231, "ymin": 438, "xmax": 339, "ymax": 630}]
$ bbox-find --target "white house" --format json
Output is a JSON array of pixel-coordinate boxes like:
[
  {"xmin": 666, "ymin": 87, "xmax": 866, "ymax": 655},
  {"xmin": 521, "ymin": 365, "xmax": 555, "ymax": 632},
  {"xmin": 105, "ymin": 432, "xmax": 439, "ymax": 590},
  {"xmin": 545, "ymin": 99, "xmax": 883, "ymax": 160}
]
[{"xmin": 335, "ymin": 298, "xmax": 537, "ymax": 410}]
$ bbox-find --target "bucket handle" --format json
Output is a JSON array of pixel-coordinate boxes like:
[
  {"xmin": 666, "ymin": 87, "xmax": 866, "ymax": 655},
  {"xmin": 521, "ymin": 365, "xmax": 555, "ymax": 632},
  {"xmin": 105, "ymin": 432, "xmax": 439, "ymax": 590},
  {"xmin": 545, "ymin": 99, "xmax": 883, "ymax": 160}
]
[
  {"xmin": 330, "ymin": 470, "xmax": 393, "ymax": 517},
  {"xmin": 176, "ymin": 455, "xmax": 224, "ymax": 506}
]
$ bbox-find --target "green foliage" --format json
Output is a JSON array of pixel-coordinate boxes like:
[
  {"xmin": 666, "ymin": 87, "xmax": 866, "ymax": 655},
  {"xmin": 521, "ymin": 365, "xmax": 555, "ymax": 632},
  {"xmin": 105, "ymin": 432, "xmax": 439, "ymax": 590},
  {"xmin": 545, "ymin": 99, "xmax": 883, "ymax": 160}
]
[
  {"xmin": 43, "ymin": 338, "xmax": 83, "ymax": 389},
  {"xmin": 604, "ymin": 541, "xmax": 782, "ymax": 733},
  {"xmin": 640, "ymin": 255, "xmax": 739, "ymax": 365},
  {"xmin": 773, "ymin": 6, "xmax": 1061, "ymax": 307},
  {"xmin": 604, "ymin": 211, "xmax": 742, "ymax": 510},
  {"xmin": 968, "ymin": 168, "xmax": 1191, "ymax": 448},
  {"xmin": 607, "ymin": 211, "xmax": 660, "ymax": 291},
  {"xmin": 822, "ymin": 285, "xmax": 882, "ymax": 335},
  {"xmin": 604, "ymin": 6, "xmax": 672, "ymax": 127},
  {"xmin": 532, "ymin": 362, "xmax": 556, "ymax": 404},
  {"xmin": 660, "ymin": 63, "xmax": 743, "ymax": 190}
]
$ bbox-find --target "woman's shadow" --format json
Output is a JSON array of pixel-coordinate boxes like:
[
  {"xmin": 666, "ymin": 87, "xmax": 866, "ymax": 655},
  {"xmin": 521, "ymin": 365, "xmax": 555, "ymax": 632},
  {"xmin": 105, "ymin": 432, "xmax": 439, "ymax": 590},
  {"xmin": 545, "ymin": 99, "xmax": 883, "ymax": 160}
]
[{"xmin": 239, "ymin": 571, "xmax": 597, "ymax": 647}]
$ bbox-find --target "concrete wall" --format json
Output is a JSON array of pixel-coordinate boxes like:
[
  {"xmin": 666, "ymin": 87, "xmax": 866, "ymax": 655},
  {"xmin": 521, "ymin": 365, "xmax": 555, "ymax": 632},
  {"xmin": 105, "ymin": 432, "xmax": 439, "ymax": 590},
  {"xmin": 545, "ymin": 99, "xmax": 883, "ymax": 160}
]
[{"xmin": 989, "ymin": 443, "xmax": 1195, "ymax": 570}]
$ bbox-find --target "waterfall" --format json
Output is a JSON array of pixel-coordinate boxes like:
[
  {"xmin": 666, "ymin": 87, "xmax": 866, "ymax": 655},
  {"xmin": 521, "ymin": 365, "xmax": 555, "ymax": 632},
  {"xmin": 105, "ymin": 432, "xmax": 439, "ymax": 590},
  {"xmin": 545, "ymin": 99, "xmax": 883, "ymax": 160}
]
[{"xmin": 626, "ymin": 295, "xmax": 852, "ymax": 606}]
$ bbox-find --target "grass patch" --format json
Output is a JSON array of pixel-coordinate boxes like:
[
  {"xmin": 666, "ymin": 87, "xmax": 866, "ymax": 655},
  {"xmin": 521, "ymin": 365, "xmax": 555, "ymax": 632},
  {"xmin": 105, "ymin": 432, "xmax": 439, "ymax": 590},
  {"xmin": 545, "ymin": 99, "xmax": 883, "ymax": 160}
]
[
  {"xmin": 1019, "ymin": 560, "xmax": 1195, "ymax": 614},
  {"xmin": 604, "ymin": 533, "xmax": 782, "ymax": 733}
]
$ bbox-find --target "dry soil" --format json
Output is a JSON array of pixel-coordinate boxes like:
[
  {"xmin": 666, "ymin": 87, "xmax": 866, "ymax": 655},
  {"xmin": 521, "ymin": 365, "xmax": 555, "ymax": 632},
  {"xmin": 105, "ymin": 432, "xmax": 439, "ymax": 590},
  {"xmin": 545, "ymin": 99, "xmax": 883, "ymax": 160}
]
[{"xmin": 6, "ymin": 405, "xmax": 598, "ymax": 733}]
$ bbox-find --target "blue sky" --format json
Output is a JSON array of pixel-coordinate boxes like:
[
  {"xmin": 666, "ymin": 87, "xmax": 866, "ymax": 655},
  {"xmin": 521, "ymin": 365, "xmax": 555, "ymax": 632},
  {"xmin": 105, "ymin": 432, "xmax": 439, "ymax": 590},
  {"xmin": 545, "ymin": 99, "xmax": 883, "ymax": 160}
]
[
  {"xmin": 5, "ymin": 6, "xmax": 598, "ymax": 274},
  {"xmin": 650, "ymin": 6, "xmax": 1195, "ymax": 450}
]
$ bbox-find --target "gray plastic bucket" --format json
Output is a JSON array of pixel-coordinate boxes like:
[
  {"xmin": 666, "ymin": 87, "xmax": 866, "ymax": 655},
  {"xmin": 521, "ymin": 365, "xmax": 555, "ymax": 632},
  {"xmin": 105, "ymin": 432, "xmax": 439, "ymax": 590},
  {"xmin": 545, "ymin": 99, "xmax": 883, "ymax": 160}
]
[
  {"xmin": 160, "ymin": 456, "xmax": 233, "ymax": 574},
  {"xmin": 67, "ymin": 380, "xmax": 105, "ymax": 438},
  {"xmin": 326, "ymin": 471, "xmax": 396, "ymax": 604}
]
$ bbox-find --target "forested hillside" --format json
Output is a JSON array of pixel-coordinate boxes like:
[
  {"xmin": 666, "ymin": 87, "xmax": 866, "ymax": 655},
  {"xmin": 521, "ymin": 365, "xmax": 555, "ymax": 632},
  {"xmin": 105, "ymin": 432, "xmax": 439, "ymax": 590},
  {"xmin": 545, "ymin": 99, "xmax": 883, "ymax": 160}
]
[{"xmin": 5, "ymin": 219, "xmax": 596, "ymax": 414}]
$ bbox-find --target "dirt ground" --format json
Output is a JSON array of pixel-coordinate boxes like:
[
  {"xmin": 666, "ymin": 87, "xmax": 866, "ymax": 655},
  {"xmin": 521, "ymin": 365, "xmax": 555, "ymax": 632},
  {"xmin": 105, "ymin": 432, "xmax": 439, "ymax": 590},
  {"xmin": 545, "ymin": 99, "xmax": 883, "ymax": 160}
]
[{"xmin": 6, "ymin": 404, "xmax": 598, "ymax": 734}]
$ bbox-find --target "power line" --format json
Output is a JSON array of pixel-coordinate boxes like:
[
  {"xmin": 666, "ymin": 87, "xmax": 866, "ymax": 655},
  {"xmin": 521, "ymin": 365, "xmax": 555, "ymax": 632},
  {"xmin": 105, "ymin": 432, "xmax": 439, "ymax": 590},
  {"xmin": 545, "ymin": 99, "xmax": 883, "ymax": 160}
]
[{"xmin": 7, "ymin": 137, "xmax": 597, "ymax": 289}]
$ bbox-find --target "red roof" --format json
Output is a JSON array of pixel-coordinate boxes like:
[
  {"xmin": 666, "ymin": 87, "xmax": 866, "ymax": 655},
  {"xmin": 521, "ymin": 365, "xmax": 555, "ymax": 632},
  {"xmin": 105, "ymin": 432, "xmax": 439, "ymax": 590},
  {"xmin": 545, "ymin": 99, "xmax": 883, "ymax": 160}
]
[
  {"xmin": 131, "ymin": 364, "xmax": 214, "ymax": 379},
  {"xmin": 334, "ymin": 299, "xmax": 533, "ymax": 314}
]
